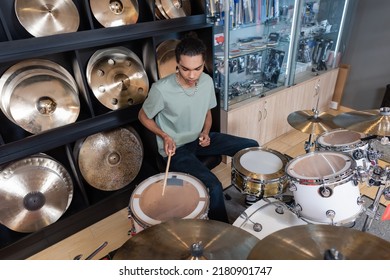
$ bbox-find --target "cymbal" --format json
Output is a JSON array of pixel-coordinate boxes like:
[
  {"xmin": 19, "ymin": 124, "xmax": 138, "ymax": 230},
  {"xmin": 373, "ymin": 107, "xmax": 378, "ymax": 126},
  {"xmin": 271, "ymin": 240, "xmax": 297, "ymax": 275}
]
[
  {"xmin": 333, "ymin": 107, "xmax": 390, "ymax": 136},
  {"xmin": 156, "ymin": 40, "xmax": 180, "ymax": 78},
  {"xmin": 113, "ymin": 219, "xmax": 259, "ymax": 260},
  {"xmin": 76, "ymin": 126, "xmax": 143, "ymax": 191},
  {"xmin": 86, "ymin": 47, "xmax": 149, "ymax": 110},
  {"xmin": 0, "ymin": 154, "xmax": 73, "ymax": 233},
  {"xmin": 14, "ymin": 0, "xmax": 80, "ymax": 37},
  {"xmin": 287, "ymin": 110, "xmax": 338, "ymax": 135},
  {"xmin": 155, "ymin": 0, "xmax": 170, "ymax": 19},
  {"xmin": 160, "ymin": 0, "xmax": 191, "ymax": 19},
  {"xmin": 0, "ymin": 59, "xmax": 80, "ymax": 134},
  {"xmin": 248, "ymin": 224, "xmax": 390, "ymax": 260},
  {"xmin": 90, "ymin": 0, "xmax": 139, "ymax": 27}
]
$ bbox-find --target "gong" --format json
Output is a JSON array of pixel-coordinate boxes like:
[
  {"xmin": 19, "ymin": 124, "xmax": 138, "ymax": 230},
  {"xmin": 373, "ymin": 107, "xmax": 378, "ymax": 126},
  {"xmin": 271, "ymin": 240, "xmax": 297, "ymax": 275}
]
[{"xmin": 75, "ymin": 126, "xmax": 143, "ymax": 191}]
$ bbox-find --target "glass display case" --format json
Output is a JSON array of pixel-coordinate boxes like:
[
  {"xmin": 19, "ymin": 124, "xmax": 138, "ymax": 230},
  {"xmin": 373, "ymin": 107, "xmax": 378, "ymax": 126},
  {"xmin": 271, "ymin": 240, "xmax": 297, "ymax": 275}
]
[{"xmin": 208, "ymin": 0, "xmax": 350, "ymax": 110}]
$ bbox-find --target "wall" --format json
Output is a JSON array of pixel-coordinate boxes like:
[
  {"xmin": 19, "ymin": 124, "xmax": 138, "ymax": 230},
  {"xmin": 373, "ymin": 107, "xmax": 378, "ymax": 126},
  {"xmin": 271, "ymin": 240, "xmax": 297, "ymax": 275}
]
[{"xmin": 340, "ymin": 0, "xmax": 390, "ymax": 110}]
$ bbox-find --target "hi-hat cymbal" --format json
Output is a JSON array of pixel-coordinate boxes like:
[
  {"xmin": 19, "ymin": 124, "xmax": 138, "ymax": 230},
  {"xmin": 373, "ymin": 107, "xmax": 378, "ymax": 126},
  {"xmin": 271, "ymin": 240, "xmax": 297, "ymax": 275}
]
[
  {"xmin": 0, "ymin": 59, "xmax": 80, "ymax": 134},
  {"xmin": 75, "ymin": 126, "xmax": 143, "ymax": 191},
  {"xmin": 113, "ymin": 219, "xmax": 259, "ymax": 260},
  {"xmin": 14, "ymin": 0, "xmax": 80, "ymax": 37},
  {"xmin": 248, "ymin": 224, "xmax": 390, "ymax": 260},
  {"xmin": 333, "ymin": 107, "xmax": 390, "ymax": 136},
  {"xmin": 90, "ymin": 0, "xmax": 139, "ymax": 27},
  {"xmin": 156, "ymin": 39, "xmax": 180, "ymax": 78},
  {"xmin": 0, "ymin": 154, "xmax": 73, "ymax": 233},
  {"xmin": 287, "ymin": 110, "xmax": 338, "ymax": 135},
  {"xmin": 160, "ymin": 0, "xmax": 191, "ymax": 19},
  {"xmin": 86, "ymin": 47, "xmax": 149, "ymax": 110}
]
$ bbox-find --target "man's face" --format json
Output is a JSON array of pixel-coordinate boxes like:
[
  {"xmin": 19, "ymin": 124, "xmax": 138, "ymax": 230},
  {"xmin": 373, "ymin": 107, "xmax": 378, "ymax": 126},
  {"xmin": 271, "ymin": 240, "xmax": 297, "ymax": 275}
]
[{"xmin": 177, "ymin": 54, "xmax": 204, "ymax": 87}]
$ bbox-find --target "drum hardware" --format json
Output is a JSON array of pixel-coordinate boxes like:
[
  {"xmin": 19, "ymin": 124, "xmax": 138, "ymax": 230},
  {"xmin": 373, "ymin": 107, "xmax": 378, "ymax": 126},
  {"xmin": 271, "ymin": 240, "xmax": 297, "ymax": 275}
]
[
  {"xmin": 319, "ymin": 185, "xmax": 332, "ymax": 197},
  {"xmin": 325, "ymin": 210, "xmax": 335, "ymax": 225},
  {"xmin": 239, "ymin": 212, "xmax": 262, "ymax": 231},
  {"xmin": 362, "ymin": 165, "xmax": 390, "ymax": 232},
  {"xmin": 162, "ymin": 152, "xmax": 172, "ymax": 195},
  {"xmin": 113, "ymin": 219, "xmax": 259, "ymax": 260},
  {"xmin": 247, "ymin": 224, "xmax": 390, "ymax": 260}
]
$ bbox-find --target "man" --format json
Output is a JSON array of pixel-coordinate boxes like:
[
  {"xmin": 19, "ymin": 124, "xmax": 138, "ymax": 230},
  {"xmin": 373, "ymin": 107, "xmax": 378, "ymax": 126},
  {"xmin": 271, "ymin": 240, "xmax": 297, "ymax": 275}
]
[{"xmin": 138, "ymin": 34, "xmax": 259, "ymax": 223}]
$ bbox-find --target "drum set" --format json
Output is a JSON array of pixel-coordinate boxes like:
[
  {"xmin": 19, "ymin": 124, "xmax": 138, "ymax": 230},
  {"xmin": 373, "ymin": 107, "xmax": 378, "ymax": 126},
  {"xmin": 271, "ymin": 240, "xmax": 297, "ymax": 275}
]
[{"xmin": 115, "ymin": 105, "xmax": 390, "ymax": 260}]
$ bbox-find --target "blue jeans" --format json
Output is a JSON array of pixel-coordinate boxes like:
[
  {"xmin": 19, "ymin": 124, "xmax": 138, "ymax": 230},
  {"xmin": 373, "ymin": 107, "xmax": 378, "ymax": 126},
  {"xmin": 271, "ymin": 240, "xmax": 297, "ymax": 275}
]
[{"xmin": 164, "ymin": 132, "xmax": 259, "ymax": 223}]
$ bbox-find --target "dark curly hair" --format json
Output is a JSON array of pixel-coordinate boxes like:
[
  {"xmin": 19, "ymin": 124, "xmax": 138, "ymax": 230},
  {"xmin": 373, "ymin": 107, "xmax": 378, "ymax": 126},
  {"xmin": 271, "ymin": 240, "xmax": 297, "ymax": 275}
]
[{"xmin": 175, "ymin": 32, "xmax": 206, "ymax": 62}]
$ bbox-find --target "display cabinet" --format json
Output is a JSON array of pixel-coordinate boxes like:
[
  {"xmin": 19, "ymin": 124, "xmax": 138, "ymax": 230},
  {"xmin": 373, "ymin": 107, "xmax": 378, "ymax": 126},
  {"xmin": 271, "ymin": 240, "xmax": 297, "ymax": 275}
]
[
  {"xmin": 0, "ymin": 0, "xmax": 214, "ymax": 259},
  {"xmin": 208, "ymin": 0, "xmax": 350, "ymax": 110}
]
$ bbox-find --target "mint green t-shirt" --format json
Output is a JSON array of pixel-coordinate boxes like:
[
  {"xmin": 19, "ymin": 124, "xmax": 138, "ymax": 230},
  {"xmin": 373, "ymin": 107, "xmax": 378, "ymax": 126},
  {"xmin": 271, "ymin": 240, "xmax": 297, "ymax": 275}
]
[{"xmin": 142, "ymin": 72, "xmax": 217, "ymax": 157}]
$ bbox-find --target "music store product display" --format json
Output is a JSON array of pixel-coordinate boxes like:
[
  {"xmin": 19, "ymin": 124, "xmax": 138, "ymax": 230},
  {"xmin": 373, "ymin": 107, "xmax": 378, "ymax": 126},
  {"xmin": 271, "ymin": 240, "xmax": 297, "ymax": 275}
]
[
  {"xmin": 0, "ymin": 154, "xmax": 73, "ymax": 233},
  {"xmin": 155, "ymin": 0, "xmax": 191, "ymax": 19},
  {"xmin": 89, "ymin": 0, "xmax": 139, "ymax": 27}
]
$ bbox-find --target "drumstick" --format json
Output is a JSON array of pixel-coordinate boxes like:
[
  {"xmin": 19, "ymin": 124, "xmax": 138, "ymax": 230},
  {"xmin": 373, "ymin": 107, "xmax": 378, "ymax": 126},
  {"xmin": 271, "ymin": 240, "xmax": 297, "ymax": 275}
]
[{"xmin": 162, "ymin": 152, "xmax": 172, "ymax": 196}]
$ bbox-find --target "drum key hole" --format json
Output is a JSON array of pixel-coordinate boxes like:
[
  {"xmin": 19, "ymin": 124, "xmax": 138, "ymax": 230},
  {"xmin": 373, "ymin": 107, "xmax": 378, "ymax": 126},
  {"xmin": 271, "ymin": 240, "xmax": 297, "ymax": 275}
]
[
  {"xmin": 275, "ymin": 205, "xmax": 284, "ymax": 215},
  {"xmin": 326, "ymin": 210, "xmax": 336, "ymax": 219},
  {"xmin": 253, "ymin": 223, "xmax": 262, "ymax": 232},
  {"xmin": 319, "ymin": 186, "xmax": 332, "ymax": 198}
]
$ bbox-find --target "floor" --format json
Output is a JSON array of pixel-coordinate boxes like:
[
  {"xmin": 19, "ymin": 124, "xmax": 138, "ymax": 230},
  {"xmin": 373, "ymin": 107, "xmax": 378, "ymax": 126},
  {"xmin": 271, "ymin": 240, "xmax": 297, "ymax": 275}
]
[{"xmin": 28, "ymin": 106, "xmax": 390, "ymax": 260}]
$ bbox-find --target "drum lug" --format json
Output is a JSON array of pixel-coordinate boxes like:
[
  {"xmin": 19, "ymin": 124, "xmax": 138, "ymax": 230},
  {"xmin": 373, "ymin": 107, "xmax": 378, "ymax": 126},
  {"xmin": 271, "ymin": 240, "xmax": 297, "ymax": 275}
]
[
  {"xmin": 289, "ymin": 183, "xmax": 297, "ymax": 192},
  {"xmin": 319, "ymin": 186, "xmax": 333, "ymax": 198},
  {"xmin": 326, "ymin": 210, "xmax": 336, "ymax": 220},
  {"xmin": 294, "ymin": 203, "xmax": 302, "ymax": 213},
  {"xmin": 357, "ymin": 196, "xmax": 365, "ymax": 206}
]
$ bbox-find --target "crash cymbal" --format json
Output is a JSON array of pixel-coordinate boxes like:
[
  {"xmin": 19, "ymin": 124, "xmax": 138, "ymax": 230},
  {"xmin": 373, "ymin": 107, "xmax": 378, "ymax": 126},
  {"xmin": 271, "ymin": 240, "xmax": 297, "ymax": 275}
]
[
  {"xmin": 14, "ymin": 0, "xmax": 80, "ymax": 37},
  {"xmin": 248, "ymin": 224, "xmax": 390, "ymax": 260},
  {"xmin": 0, "ymin": 59, "xmax": 80, "ymax": 134},
  {"xmin": 287, "ymin": 110, "xmax": 338, "ymax": 135},
  {"xmin": 0, "ymin": 154, "xmax": 73, "ymax": 233},
  {"xmin": 86, "ymin": 47, "xmax": 149, "ymax": 110},
  {"xmin": 113, "ymin": 219, "xmax": 259, "ymax": 260},
  {"xmin": 333, "ymin": 107, "xmax": 390, "ymax": 136},
  {"xmin": 160, "ymin": 0, "xmax": 191, "ymax": 19},
  {"xmin": 90, "ymin": 0, "xmax": 139, "ymax": 27},
  {"xmin": 156, "ymin": 39, "xmax": 180, "ymax": 78},
  {"xmin": 76, "ymin": 126, "xmax": 143, "ymax": 191}
]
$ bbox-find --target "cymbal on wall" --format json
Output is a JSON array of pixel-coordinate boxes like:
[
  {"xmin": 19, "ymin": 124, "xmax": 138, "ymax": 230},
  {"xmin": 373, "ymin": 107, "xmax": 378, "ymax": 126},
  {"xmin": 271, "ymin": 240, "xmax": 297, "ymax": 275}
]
[{"xmin": 90, "ymin": 0, "xmax": 139, "ymax": 27}]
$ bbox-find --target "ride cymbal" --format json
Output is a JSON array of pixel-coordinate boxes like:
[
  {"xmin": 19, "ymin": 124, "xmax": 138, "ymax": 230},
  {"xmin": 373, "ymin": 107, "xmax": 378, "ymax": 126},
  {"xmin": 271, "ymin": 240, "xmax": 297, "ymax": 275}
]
[
  {"xmin": 156, "ymin": 39, "xmax": 180, "ymax": 78},
  {"xmin": 90, "ymin": 0, "xmax": 139, "ymax": 27},
  {"xmin": 287, "ymin": 110, "xmax": 338, "ymax": 135},
  {"xmin": 160, "ymin": 0, "xmax": 191, "ymax": 18},
  {"xmin": 75, "ymin": 126, "xmax": 143, "ymax": 191},
  {"xmin": 333, "ymin": 107, "xmax": 390, "ymax": 136},
  {"xmin": 14, "ymin": 0, "xmax": 80, "ymax": 37},
  {"xmin": 86, "ymin": 47, "xmax": 149, "ymax": 110},
  {"xmin": 0, "ymin": 154, "xmax": 73, "ymax": 233},
  {"xmin": 247, "ymin": 224, "xmax": 390, "ymax": 260},
  {"xmin": 113, "ymin": 219, "xmax": 259, "ymax": 259}
]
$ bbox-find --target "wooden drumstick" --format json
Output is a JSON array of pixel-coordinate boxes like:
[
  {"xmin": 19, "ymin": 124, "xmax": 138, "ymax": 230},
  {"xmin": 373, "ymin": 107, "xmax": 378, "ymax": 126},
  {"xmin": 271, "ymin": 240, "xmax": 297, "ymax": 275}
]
[{"xmin": 162, "ymin": 152, "xmax": 172, "ymax": 196}]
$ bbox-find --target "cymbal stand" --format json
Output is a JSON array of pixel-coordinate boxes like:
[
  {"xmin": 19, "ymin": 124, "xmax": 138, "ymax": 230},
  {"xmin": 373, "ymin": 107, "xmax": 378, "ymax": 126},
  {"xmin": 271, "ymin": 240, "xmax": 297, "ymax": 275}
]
[
  {"xmin": 304, "ymin": 81, "xmax": 321, "ymax": 154},
  {"xmin": 361, "ymin": 165, "xmax": 390, "ymax": 232}
]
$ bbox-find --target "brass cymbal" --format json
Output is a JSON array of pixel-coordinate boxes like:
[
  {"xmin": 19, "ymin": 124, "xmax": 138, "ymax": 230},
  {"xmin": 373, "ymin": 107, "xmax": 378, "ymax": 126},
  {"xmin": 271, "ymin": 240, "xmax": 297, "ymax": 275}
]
[
  {"xmin": 0, "ymin": 154, "xmax": 73, "ymax": 233},
  {"xmin": 160, "ymin": 0, "xmax": 191, "ymax": 19},
  {"xmin": 113, "ymin": 219, "xmax": 259, "ymax": 260},
  {"xmin": 86, "ymin": 47, "xmax": 149, "ymax": 110},
  {"xmin": 76, "ymin": 126, "xmax": 143, "ymax": 191},
  {"xmin": 14, "ymin": 0, "xmax": 80, "ymax": 37},
  {"xmin": 333, "ymin": 107, "xmax": 390, "ymax": 136},
  {"xmin": 287, "ymin": 110, "xmax": 338, "ymax": 135},
  {"xmin": 90, "ymin": 0, "xmax": 139, "ymax": 27},
  {"xmin": 156, "ymin": 39, "xmax": 180, "ymax": 78},
  {"xmin": 155, "ymin": 0, "xmax": 170, "ymax": 19},
  {"xmin": 248, "ymin": 224, "xmax": 390, "ymax": 260},
  {"xmin": 0, "ymin": 59, "xmax": 80, "ymax": 134}
]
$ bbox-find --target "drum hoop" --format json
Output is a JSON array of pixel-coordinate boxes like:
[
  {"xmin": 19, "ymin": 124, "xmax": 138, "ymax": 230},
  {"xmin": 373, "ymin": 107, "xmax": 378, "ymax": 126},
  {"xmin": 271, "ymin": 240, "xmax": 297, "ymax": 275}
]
[
  {"xmin": 299, "ymin": 204, "xmax": 364, "ymax": 225},
  {"xmin": 316, "ymin": 129, "xmax": 367, "ymax": 149},
  {"xmin": 232, "ymin": 147, "xmax": 288, "ymax": 180},
  {"xmin": 129, "ymin": 172, "xmax": 209, "ymax": 227},
  {"xmin": 288, "ymin": 171, "xmax": 355, "ymax": 186}
]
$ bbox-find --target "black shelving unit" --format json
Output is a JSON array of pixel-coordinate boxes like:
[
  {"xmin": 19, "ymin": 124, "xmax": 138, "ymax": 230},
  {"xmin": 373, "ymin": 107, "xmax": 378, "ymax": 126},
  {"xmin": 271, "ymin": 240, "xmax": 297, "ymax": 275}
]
[{"xmin": 0, "ymin": 0, "xmax": 216, "ymax": 259}]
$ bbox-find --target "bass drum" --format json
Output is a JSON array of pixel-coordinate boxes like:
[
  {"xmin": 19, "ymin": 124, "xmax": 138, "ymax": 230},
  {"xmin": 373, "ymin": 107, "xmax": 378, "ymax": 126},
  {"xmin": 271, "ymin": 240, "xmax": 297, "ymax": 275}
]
[
  {"xmin": 128, "ymin": 172, "xmax": 209, "ymax": 234},
  {"xmin": 286, "ymin": 151, "xmax": 364, "ymax": 225},
  {"xmin": 232, "ymin": 147, "xmax": 289, "ymax": 197}
]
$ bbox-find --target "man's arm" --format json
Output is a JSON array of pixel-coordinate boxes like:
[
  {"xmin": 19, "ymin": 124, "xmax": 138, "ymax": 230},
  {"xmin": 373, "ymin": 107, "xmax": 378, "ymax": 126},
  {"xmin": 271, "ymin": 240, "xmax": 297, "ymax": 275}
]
[{"xmin": 199, "ymin": 109, "xmax": 212, "ymax": 147}]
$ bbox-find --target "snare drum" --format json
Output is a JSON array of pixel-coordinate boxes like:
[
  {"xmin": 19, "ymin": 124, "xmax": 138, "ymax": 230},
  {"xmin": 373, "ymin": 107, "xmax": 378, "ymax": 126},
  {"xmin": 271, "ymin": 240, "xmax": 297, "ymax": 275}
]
[
  {"xmin": 286, "ymin": 151, "xmax": 363, "ymax": 225},
  {"xmin": 231, "ymin": 147, "xmax": 289, "ymax": 197},
  {"xmin": 316, "ymin": 129, "xmax": 369, "ymax": 169},
  {"xmin": 128, "ymin": 172, "xmax": 209, "ymax": 234},
  {"xmin": 233, "ymin": 198, "xmax": 307, "ymax": 240}
]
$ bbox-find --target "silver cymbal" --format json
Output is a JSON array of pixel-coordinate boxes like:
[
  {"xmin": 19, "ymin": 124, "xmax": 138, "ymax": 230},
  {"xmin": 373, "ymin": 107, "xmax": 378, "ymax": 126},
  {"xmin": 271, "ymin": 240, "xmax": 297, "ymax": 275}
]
[
  {"xmin": 75, "ymin": 126, "xmax": 143, "ymax": 191},
  {"xmin": 14, "ymin": 0, "xmax": 80, "ymax": 37},
  {"xmin": 86, "ymin": 47, "xmax": 149, "ymax": 110},
  {"xmin": 333, "ymin": 107, "xmax": 390, "ymax": 136},
  {"xmin": 0, "ymin": 154, "xmax": 73, "ymax": 233},
  {"xmin": 90, "ymin": 0, "xmax": 139, "ymax": 27}
]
